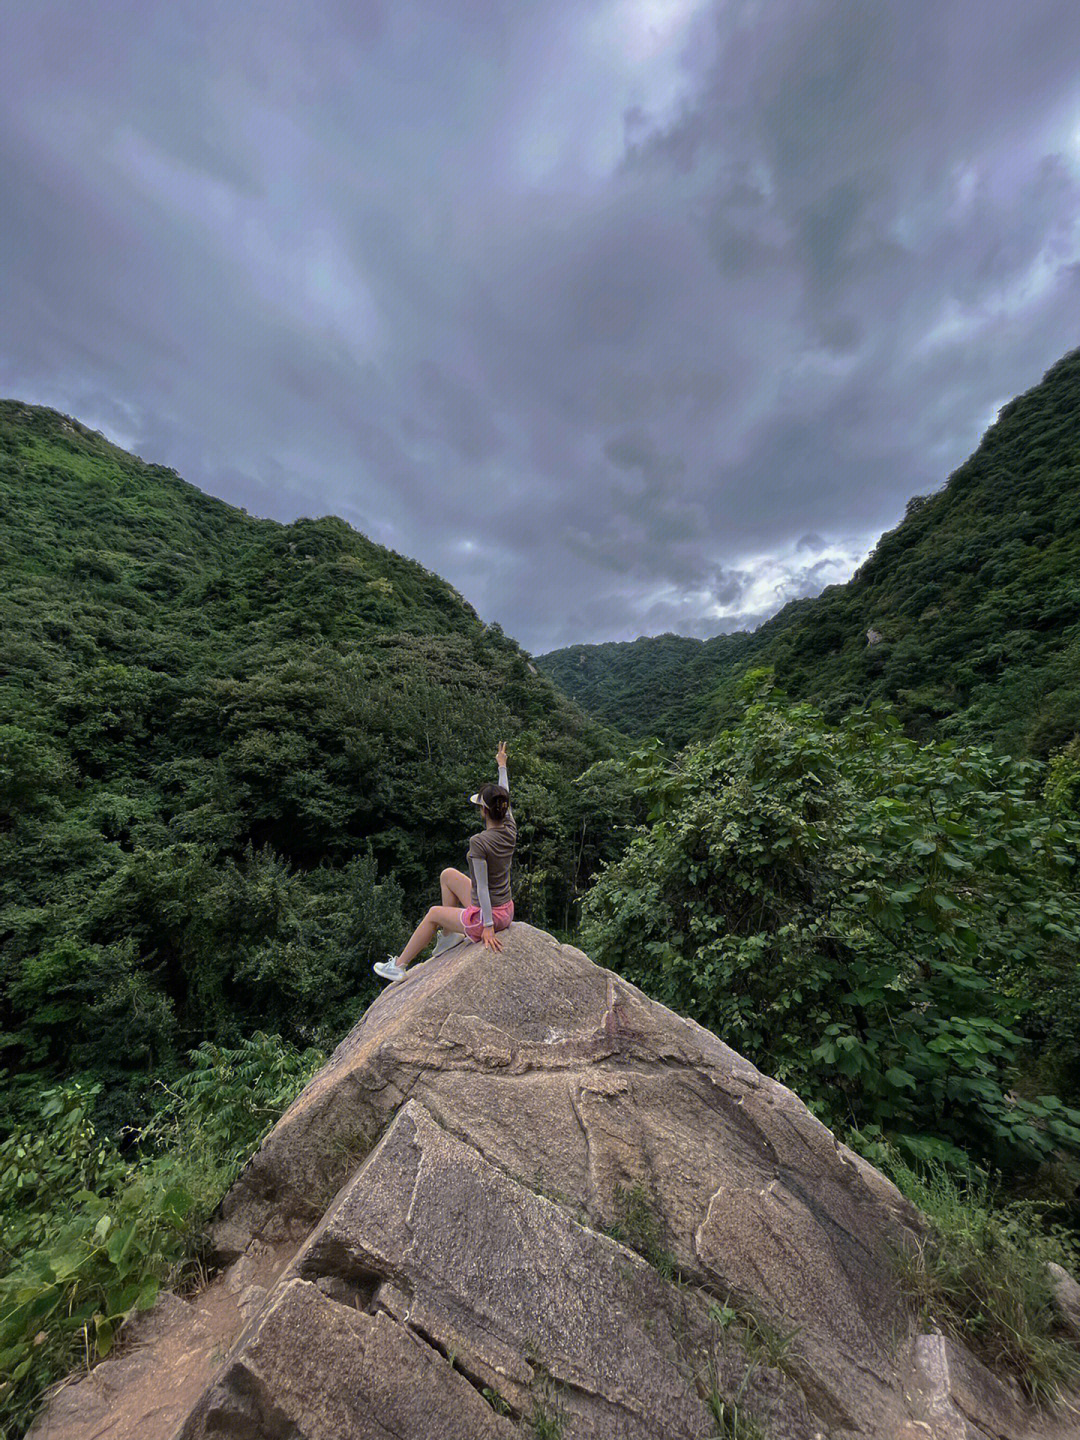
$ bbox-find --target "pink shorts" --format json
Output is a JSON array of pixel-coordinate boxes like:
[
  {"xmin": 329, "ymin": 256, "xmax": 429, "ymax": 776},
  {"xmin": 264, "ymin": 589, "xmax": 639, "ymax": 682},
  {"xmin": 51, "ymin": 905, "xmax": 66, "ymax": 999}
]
[{"xmin": 460, "ymin": 900, "xmax": 514, "ymax": 943}]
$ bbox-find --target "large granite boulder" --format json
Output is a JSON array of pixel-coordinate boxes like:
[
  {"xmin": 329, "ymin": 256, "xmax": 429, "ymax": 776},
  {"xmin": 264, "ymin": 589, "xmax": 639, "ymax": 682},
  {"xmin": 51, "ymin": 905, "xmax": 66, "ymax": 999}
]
[
  {"xmin": 211, "ymin": 923, "xmax": 928, "ymax": 1434},
  {"xmin": 183, "ymin": 1101, "xmax": 818, "ymax": 1440},
  {"xmin": 35, "ymin": 923, "xmax": 1079, "ymax": 1439}
]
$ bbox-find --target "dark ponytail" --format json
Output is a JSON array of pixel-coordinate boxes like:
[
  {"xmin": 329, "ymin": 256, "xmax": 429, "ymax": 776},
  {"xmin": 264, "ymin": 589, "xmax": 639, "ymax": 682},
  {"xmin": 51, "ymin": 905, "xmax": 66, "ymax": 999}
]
[{"xmin": 482, "ymin": 784, "xmax": 510, "ymax": 822}]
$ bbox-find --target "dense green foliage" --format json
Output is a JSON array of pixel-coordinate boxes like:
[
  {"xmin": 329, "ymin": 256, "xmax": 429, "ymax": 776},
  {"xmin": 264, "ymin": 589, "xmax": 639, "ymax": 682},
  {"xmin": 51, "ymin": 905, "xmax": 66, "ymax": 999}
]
[
  {"xmin": 1046, "ymin": 736, "xmax": 1080, "ymax": 818},
  {"xmin": 541, "ymin": 348, "xmax": 1080, "ymax": 756},
  {"xmin": 583, "ymin": 681, "xmax": 1080, "ymax": 1168},
  {"xmin": 0, "ymin": 400, "xmax": 620, "ymax": 1129},
  {"xmin": 537, "ymin": 632, "xmax": 752, "ymax": 748},
  {"xmin": 0, "ymin": 1034, "xmax": 321, "ymax": 1437}
]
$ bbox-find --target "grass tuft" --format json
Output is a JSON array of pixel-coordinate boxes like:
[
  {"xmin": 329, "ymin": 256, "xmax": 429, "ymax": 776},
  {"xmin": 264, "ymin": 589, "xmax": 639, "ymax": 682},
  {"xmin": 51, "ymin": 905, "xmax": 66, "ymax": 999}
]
[
  {"xmin": 528, "ymin": 1398, "xmax": 567, "ymax": 1439},
  {"xmin": 883, "ymin": 1155, "xmax": 1080, "ymax": 1405},
  {"xmin": 700, "ymin": 1351, "xmax": 766, "ymax": 1440},
  {"xmin": 602, "ymin": 1181, "xmax": 678, "ymax": 1281},
  {"xmin": 707, "ymin": 1298, "xmax": 799, "ymax": 1371}
]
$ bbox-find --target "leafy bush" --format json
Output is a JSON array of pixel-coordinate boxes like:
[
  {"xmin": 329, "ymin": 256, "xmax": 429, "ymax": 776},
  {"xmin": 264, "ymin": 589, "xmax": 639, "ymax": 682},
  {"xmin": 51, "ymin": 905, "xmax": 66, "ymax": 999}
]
[
  {"xmin": 1046, "ymin": 737, "xmax": 1080, "ymax": 816},
  {"xmin": 145, "ymin": 1031, "xmax": 325, "ymax": 1168},
  {"xmin": 583, "ymin": 689, "xmax": 1080, "ymax": 1167},
  {"xmin": 0, "ymin": 1035, "xmax": 322, "ymax": 1438}
]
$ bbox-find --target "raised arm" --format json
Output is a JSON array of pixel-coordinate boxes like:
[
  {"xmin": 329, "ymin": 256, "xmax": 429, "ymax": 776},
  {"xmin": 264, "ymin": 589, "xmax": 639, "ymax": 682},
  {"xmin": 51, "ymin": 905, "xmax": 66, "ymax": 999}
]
[{"xmin": 496, "ymin": 738, "xmax": 509, "ymax": 792}]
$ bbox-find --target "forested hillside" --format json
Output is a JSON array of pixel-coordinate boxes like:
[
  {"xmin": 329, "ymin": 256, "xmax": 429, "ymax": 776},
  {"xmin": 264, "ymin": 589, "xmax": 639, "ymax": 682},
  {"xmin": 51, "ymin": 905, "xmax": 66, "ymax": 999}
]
[
  {"xmin": 540, "ymin": 347, "xmax": 1080, "ymax": 755},
  {"xmin": 0, "ymin": 401, "xmax": 616, "ymax": 1125},
  {"xmin": 537, "ymin": 631, "xmax": 752, "ymax": 747}
]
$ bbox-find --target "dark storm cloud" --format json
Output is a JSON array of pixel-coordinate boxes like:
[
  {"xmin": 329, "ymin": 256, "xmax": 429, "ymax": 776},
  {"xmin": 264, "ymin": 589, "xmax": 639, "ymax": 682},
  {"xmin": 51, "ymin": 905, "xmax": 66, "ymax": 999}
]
[{"xmin": 3, "ymin": 0, "xmax": 1080, "ymax": 651}]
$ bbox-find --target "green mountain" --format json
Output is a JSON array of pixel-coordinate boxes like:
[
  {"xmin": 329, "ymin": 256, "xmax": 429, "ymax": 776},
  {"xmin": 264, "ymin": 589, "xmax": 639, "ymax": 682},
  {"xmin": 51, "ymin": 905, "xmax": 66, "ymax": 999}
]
[
  {"xmin": 536, "ymin": 631, "xmax": 753, "ymax": 747},
  {"xmin": 540, "ymin": 347, "xmax": 1080, "ymax": 755},
  {"xmin": 0, "ymin": 401, "xmax": 609, "ymax": 1117}
]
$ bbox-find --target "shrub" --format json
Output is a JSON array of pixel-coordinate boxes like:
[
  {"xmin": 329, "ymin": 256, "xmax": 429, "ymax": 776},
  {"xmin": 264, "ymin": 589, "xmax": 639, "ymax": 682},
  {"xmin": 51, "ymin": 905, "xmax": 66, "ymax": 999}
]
[
  {"xmin": 0, "ymin": 1035, "xmax": 322, "ymax": 1438},
  {"xmin": 583, "ymin": 693, "xmax": 1080, "ymax": 1168}
]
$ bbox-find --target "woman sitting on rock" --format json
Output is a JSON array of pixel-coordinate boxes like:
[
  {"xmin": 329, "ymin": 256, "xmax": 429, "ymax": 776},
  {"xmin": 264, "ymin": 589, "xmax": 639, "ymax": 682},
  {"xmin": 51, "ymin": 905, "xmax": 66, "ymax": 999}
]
[{"xmin": 374, "ymin": 741, "xmax": 516, "ymax": 983}]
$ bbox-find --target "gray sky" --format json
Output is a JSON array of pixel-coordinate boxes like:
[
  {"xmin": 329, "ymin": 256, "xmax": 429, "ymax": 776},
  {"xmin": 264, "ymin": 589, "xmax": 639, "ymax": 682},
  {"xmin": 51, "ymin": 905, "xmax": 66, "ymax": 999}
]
[{"xmin": 3, "ymin": 1, "xmax": 1080, "ymax": 652}]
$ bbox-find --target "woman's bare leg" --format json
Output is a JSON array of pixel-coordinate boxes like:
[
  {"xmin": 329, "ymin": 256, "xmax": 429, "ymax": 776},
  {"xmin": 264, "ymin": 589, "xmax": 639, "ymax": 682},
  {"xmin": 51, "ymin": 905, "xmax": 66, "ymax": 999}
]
[
  {"xmin": 398, "ymin": 904, "xmax": 467, "ymax": 969},
  {"xmin": 440, "ymin": 867, "xmax": 472, "ymax": 908}
]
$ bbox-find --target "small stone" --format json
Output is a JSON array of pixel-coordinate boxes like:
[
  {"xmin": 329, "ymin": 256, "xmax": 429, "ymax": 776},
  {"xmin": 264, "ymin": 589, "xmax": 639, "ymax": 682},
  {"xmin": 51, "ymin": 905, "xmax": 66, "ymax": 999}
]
[
  {"xmin": 236, "ymin": 1284, "xmax": 268, "ymax": 1322},
  {"xmin": 1047, "ymin": 1260, "xmax": 1080, "ymax": 1339}
]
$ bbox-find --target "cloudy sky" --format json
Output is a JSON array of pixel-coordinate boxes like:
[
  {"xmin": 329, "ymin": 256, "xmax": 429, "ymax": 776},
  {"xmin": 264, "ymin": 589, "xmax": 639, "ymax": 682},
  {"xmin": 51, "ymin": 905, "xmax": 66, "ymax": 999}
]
[{"xmin": 3, "ymin": 1, "xmax": 1080, "ymax": 652}]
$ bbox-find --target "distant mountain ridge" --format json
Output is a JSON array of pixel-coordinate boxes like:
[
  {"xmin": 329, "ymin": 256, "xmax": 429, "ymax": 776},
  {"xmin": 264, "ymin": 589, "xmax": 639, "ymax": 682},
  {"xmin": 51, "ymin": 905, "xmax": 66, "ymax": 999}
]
[
  {"xmin": 535, "ymin": 630, "xmax": 754, "ymax": 747},
  {"xmin": 539, "ymin": 347, "xmax": 1080, "ymax": 755},
  {"xmin": 1, "ymin": 400, "xmax": 489, "ymax": 647}
]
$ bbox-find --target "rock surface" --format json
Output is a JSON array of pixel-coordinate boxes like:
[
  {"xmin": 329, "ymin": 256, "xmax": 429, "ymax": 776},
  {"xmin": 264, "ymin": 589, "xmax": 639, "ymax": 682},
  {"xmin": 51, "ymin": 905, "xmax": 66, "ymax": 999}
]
[
  {"xmin": 908, "ymin": 1333, "xmax": 1037, "ymax": 1440},
  {"xmin": 23, "ymin": 1270, "xmax": 277, "ymax": 1440},
  {"xmin": 1048, "ymin": 1262, "xmax": 1080, "ymax": 1342},
  {"xmin": 213, "ymin": 924, "xmax": 928, "ymax": 1434},
  {"xmin": 184, "ymin": 1101, "xmax": 821, "ymax": 1440},
  {"xmin": 30, "ymin": 923, "xmax": 1080, "ymax": 1439}
]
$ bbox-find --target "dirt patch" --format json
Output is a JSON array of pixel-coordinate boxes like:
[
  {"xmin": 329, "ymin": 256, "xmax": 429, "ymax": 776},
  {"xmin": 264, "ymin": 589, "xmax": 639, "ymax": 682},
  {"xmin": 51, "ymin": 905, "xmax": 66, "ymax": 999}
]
[{"xmin": 26, "ymin": 1240, "xmax": 297, "ymax": 1440}]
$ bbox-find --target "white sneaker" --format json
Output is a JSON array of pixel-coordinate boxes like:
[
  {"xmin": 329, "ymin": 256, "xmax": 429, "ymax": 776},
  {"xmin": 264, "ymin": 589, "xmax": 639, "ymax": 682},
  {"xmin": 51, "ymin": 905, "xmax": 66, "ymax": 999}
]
[
  {"xmin": 373, "ymin": 958, "xmax": 406, "ymax": 982},
  {"xmin": 431, "ymin": 930, "xmax": 463, "ymax": 958}
]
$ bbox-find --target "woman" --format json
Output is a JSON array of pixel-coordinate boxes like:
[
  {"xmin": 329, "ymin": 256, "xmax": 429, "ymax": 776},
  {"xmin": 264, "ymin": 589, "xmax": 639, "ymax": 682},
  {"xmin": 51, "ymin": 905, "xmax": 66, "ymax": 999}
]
[{"xmin": 374, "ymin": 740, "xmax": 516, "ymax": 982}]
